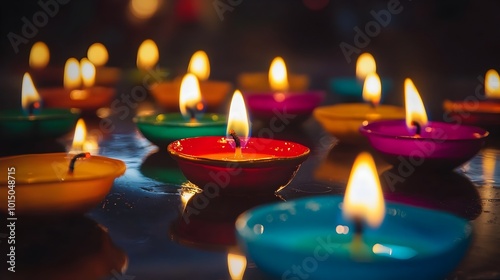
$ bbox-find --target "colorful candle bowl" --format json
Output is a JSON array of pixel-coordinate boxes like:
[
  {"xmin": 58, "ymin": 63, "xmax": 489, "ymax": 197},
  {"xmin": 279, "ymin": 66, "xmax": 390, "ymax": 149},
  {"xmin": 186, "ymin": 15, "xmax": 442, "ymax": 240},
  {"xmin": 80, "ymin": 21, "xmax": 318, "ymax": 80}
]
[
  {"xmin": 313, "ymin": 104, "xmax": 405, "ymax": 145},
  {"xmin": 38, "ymin": 86, "xmax": 116, "ymax": 111},
  {"xmin": 443, "ymin": 99, "xmax": 500, "ymax": 127},
  {"xmin": 243, "ymin": 91, "xmax": 325, "ymax": 122},
  {"xmin": 360, "ymin": 120, "xmax": 488, "ymax": 170},
  {"xmin": 149, "ymin": 79, "xmax": 232, "ymax": 111},
  {"xmin": 0, "ymin": 108, "xmax": 80, "ymax": 141},
  {"xmin": 0, "ymin": 153, "xmax": 126, "ymax": 214},
  {"xmin": 134, "ymin": 113, "xmax": 227, "ymax": 146},
  {"xmin": 329, "ymin": 77, "xmax": 393, "ymax": 102},
  {"xmin": 237, "ymin": 72, "xmax": 309, "ymax": 92},
  {"xmin": 167, "ymin": 136, "xmax": 310, "ymax": 194},
  {"xmin": 236, "ymin": 195, "xmax": 472, "ymax": 280}
]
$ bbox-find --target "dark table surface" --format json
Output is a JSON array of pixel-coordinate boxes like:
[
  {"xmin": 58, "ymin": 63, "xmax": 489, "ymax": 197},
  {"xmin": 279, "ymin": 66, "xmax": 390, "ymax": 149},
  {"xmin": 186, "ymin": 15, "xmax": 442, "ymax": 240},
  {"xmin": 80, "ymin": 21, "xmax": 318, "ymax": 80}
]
[{"xmin": 0, "ymin": 88, "xmax": 499, "ymax": 280}]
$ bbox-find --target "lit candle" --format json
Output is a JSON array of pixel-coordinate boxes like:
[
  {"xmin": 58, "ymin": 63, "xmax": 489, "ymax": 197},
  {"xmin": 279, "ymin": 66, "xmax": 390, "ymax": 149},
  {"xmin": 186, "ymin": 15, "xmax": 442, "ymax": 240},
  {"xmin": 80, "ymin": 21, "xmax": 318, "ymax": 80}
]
[
  {"xmin": 29, "ymin": 41, "xmax": 50, "ymax": 70},
  {"xmin": 314, "ymin": 71, "xmax": 404, "ymax": 145},
  {"xmin": 241, "ymin": 56, "xmax": 325, "ymax": 122},
  {"xmin": 361, "ymin": 78, "xmax": 489, "ymax": 170},
  {"xmin": 443, "ymin": 68, "xmax": 500, "ymax": 127},
  {"xmin": 69, "ymin": 118, "xmax": 99, "ymax": 154},
  {"xmin": 149, "ymin": 50, "xmax": 232, "ymax": 111},
  {"xmin": 236, "ymin": 152, "xmax": 474, "ymax": 280},
  {"xmin": 38, "ymin": 58, "xmax": 116, "ymax": 111},
  {"xmin": 0, "ymin": 73, "xmax": 79, "ymax": 142}
]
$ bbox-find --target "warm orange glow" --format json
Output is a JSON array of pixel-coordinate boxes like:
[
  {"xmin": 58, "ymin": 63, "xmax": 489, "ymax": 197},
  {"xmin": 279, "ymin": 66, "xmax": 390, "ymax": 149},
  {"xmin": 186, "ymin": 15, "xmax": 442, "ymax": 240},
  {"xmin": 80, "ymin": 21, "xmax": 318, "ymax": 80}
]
[
  {"xmin": 72, "ymin": 118, "xmax": 87, "ymax": 151},
  {"xmin": 227, "ymin": 252, "xmax": 247, "ymax": 280},
  {"xmin": 80, "ymin": 58, "xmax": 96, "ymax": 88},
  {"xmin": 187, "ymin": 50, "xmax": 210, "ymax": 81},
  {"xmin": 137, "ymin": 39, "xmax": 159, "ymax": 70},
  {"xmin": 356, "ymin": 53, "xmax": 376, "ymax": 81},
  {"xmin": 87, "ymin": 43, "xmax": 108, "ymax": 66},
  {"xmin": 343, "ymin": 152, "xmax": 385, "ymax": 228},
  {"xmin": 64, "ymin": 57, "xmax": 81, "ymax": 90},
  {"xmin": 362, "ymin": 73, "xmax": 381, "ymax": 107},
  {"xmin": 269, "ymin": 57, "xmax": 289, "ymax": 92},
  {"xmin": 404, "ymin": 78, "xmax": 428, "ymax": 129},
  {"xmin": 21, "ymin": 73, "xmax": 41, "ymax": 111},
  {"xmin": 227, "ymin": 90, "xmax": 250, "ymax": 139},
  {"xmin": 483, "ymin": 149, "xmax": 496, "ymax": 186},
  {"xmin": 29, "ymin": 41, "xmax": 49, "ymax": 69},
  {"xmin": 179, "ymin": 74, "xmax": 202, "ymax": 119},
  {"xmin": 485, "ymin": 69, "xmax": 500, "ymax": 98},
  {"xmin": 129, "ymin": 0, "xmax": 160, "ymax": 20}
]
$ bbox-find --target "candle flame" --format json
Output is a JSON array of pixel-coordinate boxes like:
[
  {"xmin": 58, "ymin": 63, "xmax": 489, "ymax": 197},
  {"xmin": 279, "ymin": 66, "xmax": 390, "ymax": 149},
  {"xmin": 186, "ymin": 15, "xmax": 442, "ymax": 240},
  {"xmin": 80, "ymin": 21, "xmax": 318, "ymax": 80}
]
[
  {"xmin": 72, "ymin": 118, "xmax": 87, "ymax": 151},
  {"xmin": 179, "ymin": 73, "xmax": 203, "ymax": 119},
  {"xmin": 21, "ymin": 73, "xmax": 42, "ymax": 112},
  {"xmin": 187, "ymin": 50, "xmax": 210, "ymax": 81},
  {"xmin": 129, "ymin": 0, "xmax": 159, "ymax": 20},
  {"xmin": 80, "ymin": 58, "xmax": 96, "ymax": 88},
  {"xmin": 404, "ymin": 78, "xmax": 428, "ymax": 130},
  {"xmin": 362, "ymin": 72, "xmax": 381, "ymax": 107},
  {"xmin": 485, "ymin": 69, "xmax": 500, "ymax": 98},
  {"xmin": 29, "ymin": 41, "xmax": 50, "ymax": 69},
  {"xmin": 64, "ymin": 57, "xmax": 81, "ymax": 90},
  {"xmin": 227, "ymin": 90, "xmax": 250, "ymax": 142},
  {"xmin": 87, "ymin": 43, "xmax": 108, "ymax": 67},
  {"xmin": 269, "ymin": 57, "xmax": 289, "ymax": 92},
  {"xmin": 356, "ymin": 53, "xmax": 376, "ymax": 81},
  {"xmin": 137, "ymin": 39, "xmax": 159, "ymax": 70},
  {"xmin": 343, "ymin": 152, "xmax": 385, "ymax": 228},
  {"xmin": 227, "ymin": 252, "xmax": 247, "ymax": 280}
]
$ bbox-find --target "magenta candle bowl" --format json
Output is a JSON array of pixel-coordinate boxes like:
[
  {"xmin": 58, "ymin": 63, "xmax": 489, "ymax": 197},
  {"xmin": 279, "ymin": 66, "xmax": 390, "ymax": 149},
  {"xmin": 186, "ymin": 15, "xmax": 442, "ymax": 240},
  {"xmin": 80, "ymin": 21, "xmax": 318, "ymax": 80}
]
[
  {"xmin": 167, "ymin": 136, "xmax": 310, "ymax": 194},
  {"xmin": 360, "ymin": 120, "xmax": 488, "ymax": 170},
  {"xmin": 243, "ymin": 91, "xmax": 325, "ymax": 122}
]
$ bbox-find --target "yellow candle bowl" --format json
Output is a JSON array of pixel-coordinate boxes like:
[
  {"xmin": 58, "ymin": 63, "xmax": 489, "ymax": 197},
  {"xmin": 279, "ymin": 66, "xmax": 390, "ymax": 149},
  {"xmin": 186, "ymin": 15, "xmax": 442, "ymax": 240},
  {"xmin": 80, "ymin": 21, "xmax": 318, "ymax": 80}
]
[
  {"xmin": 313, "ymin": 103, "xmax": 405, "ymax": 145},
  {"xmin": 0, "ymin": 153, "xmax": 126, "ymax": 215},
  {"xmin": 237, "ymin": 72, "xmax": 309, "ymax": 92}
]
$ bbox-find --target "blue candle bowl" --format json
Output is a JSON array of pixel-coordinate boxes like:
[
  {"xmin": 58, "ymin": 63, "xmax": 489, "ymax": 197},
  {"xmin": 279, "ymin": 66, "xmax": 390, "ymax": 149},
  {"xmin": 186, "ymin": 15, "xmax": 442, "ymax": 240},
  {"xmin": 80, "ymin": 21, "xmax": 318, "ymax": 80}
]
[
  {"xmin": 133, "ymin": 113, "xmax": 227, "ymax": 146},
  {"xmin": 329, "ymin": 77, "xmax": 393, "ymax": 102},
  {"xmin": 236, "ymin": 195, "xmax": 472, "ymax": 280}
]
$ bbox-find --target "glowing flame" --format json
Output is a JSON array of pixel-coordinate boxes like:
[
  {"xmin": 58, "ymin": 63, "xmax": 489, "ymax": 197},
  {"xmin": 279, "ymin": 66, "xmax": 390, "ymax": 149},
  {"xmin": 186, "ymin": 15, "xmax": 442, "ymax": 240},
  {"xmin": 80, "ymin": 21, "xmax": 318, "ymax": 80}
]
[
  {"xmin": 64, "ymin": 57, "xmax": 81, "ymax": 90},
  {"xmin": 356, "ymin": 53, "xmax": 376, "ymax": 81},
  {"xmin": 179, "ymin": 74, "xmax": 203, "ymax": 119},
  {"xmin": 21, "ymin": 73, "xmax": 41, "ymax": 112},
  {"xmin": 362, "ymin": 72, "xmax": 381, "ymax": 107},
  {"xmin": 80, "ymin": 58, "xmax": 96, "ymax": 88},
  {"xmin": 343, "ymin": 152, "xmax": 385, "ymax": 228},
  {"xmin": 227, "ymin": 90, "xmax": 250, "ymax": 140},
  {"xmin": 269, "ymin": 57, "xmax": 289, "ymax": 92},
  {"xmin": 187, "ymin": 50, "xmax": 210, "ymax": 81},
  {"xmin": 485, "ymin": 69, "xmax": 500, "ymax": 98},
  {"xmin": 72, "ymin": 118, "xmax": 87, "ymax": 151},
  {"xmin": 404, "ymin": 78, "xmax": 428, "ymax": 130},
  {"xmin": 227, "ymin": 252, "xmax": 247, "ymax": 280},
  {"xmin": 87, "ymin": 43, "xmax": 108, "ymax": 66},
  {"xmin": 129, "ymin": 0, "xmax": 160, "ymax": 20},
  {"xmin": 137, "ymin": 39, "xmax": 159, "ymax": 70},
  {"xmin": 29, "ymin": 41, "xmax": 49, "ymax": 69}
]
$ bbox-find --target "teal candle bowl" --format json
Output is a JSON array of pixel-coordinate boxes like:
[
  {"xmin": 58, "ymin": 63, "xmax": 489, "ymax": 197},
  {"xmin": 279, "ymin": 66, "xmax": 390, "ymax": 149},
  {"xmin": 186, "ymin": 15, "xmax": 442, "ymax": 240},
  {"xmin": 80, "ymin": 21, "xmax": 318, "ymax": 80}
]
[
  {"xmin": 236, "ymin": 195, "xmax": 472, "ymax": 280},
  {"xmin": 329, "ymin": 77, "xmax": 393, "ymax": 102},
  {"xmin": 0, "ymin": 108, "xmax": 80, "ymax": 141},
  {"xmin": 133, "ymin": 113, "xmax": 227, "ymax": 146}
]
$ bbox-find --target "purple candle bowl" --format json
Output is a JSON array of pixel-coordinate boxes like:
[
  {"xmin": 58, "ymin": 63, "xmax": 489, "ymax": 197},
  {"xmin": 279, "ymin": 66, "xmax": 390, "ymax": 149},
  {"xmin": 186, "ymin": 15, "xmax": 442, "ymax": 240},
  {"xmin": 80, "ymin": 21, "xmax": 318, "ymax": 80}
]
[
  {"xmin": 360, "ymin": 120, "xmax": 489, "ymax": 170},
  {"xmin": 243, "ymin": 91, "xmax": 325, "ymax": 122}
]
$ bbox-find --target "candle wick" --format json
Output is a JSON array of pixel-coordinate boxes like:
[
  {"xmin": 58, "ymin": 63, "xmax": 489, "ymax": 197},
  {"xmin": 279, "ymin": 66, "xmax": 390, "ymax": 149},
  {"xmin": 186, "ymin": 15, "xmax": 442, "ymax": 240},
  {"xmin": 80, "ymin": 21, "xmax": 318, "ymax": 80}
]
[
  {"xmin": 229, "ymin": 129, "xmax": 241, "ymax": 148},
  {"xmin": 353, "ymin": 217, "xmax": 363, "ymax": 237},
  {"xmin": 68, "ymin": 152, "xmax": 91, "ymax": 174},
  {"xmin": 187, "ymin": 107, "xmax": 196, "ymax": 122},
  {"xmin": 411, "ymin": 121, "xmax": 421, "ymax": 136},
  {"xmin": 28, "ymin": 101, "xmax": 40, "ymax": 116}
]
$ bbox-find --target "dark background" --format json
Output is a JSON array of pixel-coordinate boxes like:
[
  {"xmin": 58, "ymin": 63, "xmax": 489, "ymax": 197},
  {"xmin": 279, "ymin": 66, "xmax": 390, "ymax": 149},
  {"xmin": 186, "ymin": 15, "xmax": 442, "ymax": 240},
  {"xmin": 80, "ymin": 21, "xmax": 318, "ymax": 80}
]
[{"xmin": 1, "ymin": 0, "xmax": 500, "ymax": 119}]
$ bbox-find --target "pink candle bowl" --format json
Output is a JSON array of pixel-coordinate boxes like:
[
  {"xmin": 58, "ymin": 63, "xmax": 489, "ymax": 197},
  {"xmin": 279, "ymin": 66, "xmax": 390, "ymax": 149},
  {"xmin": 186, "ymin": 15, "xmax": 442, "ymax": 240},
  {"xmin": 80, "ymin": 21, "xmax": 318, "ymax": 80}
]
[
  {"xmin": 167, "ymin": 136, "xmax": 310, "ymax": 194},
  {"xmin": 0, "ymin": 153, "xmax": 126, "ymax": 215},
  {"xmin": 243, "ymin": 90, "xmax": 325, "ymax": 122},
  {"xmin": 38, "ymin": 86, "xmax": 116, "ymax": 111},
  {"xmin": 360, "ymin": 120, "xmax": 488, "ymax": 170}
]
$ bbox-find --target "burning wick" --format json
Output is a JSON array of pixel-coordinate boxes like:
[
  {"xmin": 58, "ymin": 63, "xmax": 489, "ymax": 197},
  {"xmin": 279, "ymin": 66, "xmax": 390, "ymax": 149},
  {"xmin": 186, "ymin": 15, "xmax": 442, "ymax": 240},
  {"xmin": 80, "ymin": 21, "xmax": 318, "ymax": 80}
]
[
  {"xmin": 229, "ymin": 129, "xmax": 243, "ymax": 158},
  {"xmin": 28, "ymin": 101, "xmax": 41, "ymax": 116},
  {"xmin": 68, "ymin": 152, "xmax": 91, "ymax": 174},
  {"xmin": 187, "ymin": 107, "xmax": 197, "ymax": 122},
  {"xmin": 411, "ymin": 121, "xmax": 421, "ymax": 136}
]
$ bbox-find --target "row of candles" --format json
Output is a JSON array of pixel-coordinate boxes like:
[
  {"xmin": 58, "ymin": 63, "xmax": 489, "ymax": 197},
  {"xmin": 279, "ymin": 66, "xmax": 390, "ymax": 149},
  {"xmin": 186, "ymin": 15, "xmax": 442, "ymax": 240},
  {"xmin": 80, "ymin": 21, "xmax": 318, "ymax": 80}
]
[{"xmin": 1, "ymin": 39, "xmax": 494, "ymax": 279}]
